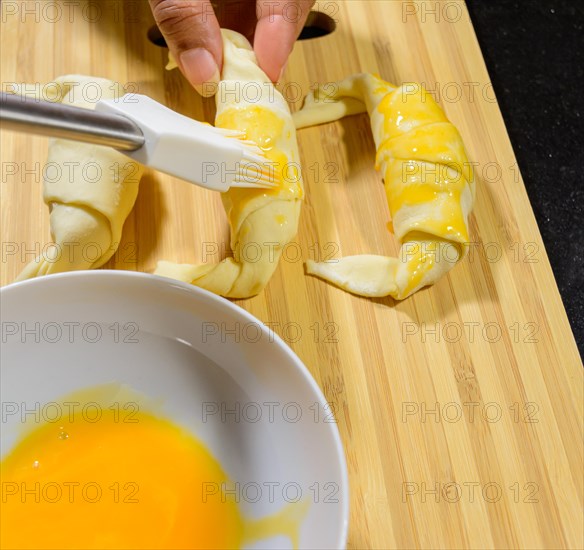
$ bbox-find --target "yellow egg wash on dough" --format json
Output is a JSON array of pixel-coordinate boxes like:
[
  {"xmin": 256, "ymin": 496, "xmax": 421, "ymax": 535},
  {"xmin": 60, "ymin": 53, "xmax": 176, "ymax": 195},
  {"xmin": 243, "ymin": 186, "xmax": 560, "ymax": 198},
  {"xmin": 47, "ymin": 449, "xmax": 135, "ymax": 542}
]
[
  {"xmin": 376, "ymin": 87, "xmax": 471, "ymax": 242},
  {"xmin": 402, "ymin": 242, "xmax": 437, "ymax": 296},
  {"xmin": 155, "ymin": 30, "xmax": 303, "ymax": 298},
  {"xmin": 0, "ymin": 386, "xmax": 308, "ymax": 550},
  {"xmin": 293, "ymin": 73, "xmax": 475, "ymax": 299},
  {"xmin": 216, "ymin": 106, "xmax": 302, "ymax": 229}
]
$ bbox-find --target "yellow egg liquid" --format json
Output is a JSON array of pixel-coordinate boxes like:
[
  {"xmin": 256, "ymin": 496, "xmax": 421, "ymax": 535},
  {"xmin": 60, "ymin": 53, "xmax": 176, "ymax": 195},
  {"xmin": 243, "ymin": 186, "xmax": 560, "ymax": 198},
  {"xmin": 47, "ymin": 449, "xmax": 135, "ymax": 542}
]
[
  {"xmin": 1, "ymin": 387, "xmax": 308, "ymax": 549},
  {"xmin": 374, "ymin": 83, "xmax": 472, "ymax": 250},
  {"xmin": 217, "ymin": 106, "xmax": 302, "ymax": 201}
]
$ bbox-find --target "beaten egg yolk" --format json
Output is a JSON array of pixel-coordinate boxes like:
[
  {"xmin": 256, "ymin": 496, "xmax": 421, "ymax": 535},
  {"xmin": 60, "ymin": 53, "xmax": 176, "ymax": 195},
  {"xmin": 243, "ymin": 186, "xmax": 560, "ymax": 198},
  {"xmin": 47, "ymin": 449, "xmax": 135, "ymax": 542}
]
[
  {"xmin": 217, "ymin": 106, "xmax": 302, "ymax": 197},
  {"xmin": 1, "ymin": 409, "xmax": 243, "ymax": 549},
  {"xmin": 375, "ymin": 83, "xmax": 471, "ymax": 244}
]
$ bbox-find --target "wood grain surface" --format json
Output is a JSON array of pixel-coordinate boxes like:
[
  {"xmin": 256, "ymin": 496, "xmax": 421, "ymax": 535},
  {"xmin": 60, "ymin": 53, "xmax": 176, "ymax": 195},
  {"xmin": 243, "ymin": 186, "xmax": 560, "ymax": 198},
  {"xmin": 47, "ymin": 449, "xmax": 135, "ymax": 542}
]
[{"xmin": 1, "ymin": 1, "xmax": 582, "ymax": 548}]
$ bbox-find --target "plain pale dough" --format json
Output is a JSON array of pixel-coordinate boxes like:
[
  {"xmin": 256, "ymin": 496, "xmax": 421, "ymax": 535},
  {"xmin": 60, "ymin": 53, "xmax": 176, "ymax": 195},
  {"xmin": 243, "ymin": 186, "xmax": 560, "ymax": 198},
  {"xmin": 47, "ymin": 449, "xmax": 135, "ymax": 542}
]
[
  {"xmin": 293, "ymin": 73, "xmax": 475, "ymax": 300},
  {"xmin": 16, "ymin": 75, "xmax": 144, "ymax": 281},
  {"xmin": 155, "ymin": 30, "xmax": 304, "ymax": 298}
]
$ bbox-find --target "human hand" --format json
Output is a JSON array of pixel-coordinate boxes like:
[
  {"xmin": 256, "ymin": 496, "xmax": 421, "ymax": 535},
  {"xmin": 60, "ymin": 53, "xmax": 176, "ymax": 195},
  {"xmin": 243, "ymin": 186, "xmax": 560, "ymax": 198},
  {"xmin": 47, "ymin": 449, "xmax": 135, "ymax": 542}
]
[{"xmin": 149, "ymin": 0, "xmax": 315, "ymax": 96}]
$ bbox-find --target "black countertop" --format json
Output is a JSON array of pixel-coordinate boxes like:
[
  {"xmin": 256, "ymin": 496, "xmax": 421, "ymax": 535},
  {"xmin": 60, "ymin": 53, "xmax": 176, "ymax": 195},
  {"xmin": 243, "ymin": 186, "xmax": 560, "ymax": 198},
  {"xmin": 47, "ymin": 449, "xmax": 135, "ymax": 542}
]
[{"xmin": 466, "ymin": 1, "xmax": 583, "ymax": 355}]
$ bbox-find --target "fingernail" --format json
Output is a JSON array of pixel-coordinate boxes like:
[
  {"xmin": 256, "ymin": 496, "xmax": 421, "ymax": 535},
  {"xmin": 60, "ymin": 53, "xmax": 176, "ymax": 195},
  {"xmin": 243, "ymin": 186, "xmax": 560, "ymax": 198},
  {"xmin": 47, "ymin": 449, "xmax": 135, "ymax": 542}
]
[{"xmin": 179, "ymin": 48, "xmax": 220, "ymax": 97}]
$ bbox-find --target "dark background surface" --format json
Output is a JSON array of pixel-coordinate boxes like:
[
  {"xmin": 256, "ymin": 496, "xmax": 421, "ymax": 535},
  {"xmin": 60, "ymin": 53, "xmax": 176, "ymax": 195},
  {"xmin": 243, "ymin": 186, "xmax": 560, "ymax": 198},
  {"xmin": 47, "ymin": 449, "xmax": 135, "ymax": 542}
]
[{"xmin": 465, "ymin": 0, "xmax": 583, "ymax": 355}]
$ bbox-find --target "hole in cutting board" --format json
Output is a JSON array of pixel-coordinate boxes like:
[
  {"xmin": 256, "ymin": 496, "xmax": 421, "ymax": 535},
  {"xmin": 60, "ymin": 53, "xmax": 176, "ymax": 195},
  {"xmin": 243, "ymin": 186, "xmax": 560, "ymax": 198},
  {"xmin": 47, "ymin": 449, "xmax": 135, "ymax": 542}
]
[
  {"xmin": 297, "ymin": 11, "xmax": 336, "ymax": 40},
  {"xmin": 147, "ymin": 10, "xmax": 336, "ymax": 47},
  {"xmin": 147, "ymin": 25, "xmax": 166, "ymax": 48}
]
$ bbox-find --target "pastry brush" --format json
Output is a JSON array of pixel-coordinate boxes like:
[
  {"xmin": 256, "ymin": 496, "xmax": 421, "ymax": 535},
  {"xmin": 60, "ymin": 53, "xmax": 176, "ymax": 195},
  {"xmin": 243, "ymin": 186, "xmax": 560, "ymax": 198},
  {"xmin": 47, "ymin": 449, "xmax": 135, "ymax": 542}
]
[{"xmin": 0, "ymin": 91, "xmax": 276, "ymax": 191}]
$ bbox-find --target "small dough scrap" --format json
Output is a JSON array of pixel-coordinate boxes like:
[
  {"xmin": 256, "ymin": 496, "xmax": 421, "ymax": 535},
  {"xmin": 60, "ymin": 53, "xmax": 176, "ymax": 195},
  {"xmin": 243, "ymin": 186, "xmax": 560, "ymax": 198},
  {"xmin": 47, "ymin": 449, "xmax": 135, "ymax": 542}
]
[
  {"xmin": 155, "ymin": 30, "xmax": 304, "ymax": 298},
  {"xmin": 294, "ymin": 74, "xmax": 475, "ymax": 300},
  {"xmin": 16, "ymin": 75, "xmax": 144, "ymax": 281}
]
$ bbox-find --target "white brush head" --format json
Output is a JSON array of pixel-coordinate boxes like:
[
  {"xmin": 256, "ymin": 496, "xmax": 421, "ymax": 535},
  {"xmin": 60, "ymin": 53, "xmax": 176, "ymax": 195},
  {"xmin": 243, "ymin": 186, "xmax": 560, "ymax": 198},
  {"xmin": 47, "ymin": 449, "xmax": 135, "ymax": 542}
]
[{"xmin": 95, "ymin": 94, "xmax": 276, "ymax": 192}]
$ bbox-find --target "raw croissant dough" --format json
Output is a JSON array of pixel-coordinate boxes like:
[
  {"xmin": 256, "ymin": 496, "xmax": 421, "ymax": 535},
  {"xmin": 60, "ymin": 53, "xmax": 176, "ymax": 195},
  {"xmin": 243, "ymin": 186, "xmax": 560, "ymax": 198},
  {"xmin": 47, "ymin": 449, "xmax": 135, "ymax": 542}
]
[
  {"xmin": 16, "ymin": 76, "xmax": 143, "ymax": 281},
  {"xmin": 155, "ymin": 30, "xmax": 303, "ymax": 298},
  {"xmin": 293, "ymin": 73, "xmax": 475, "ymax": 299}
]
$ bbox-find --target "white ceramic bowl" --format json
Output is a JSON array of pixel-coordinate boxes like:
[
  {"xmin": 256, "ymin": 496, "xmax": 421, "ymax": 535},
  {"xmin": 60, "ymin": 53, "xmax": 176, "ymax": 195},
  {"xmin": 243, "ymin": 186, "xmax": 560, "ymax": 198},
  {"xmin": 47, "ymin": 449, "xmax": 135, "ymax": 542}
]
[{"xmin": 1, "ymin": 271, "xmax": 348, "ymax": 549}]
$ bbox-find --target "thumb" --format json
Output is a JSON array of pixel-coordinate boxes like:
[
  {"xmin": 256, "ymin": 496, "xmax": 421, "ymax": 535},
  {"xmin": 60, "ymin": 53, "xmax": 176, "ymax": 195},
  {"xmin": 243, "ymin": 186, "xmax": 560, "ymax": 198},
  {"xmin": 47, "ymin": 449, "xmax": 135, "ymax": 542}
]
[{"xmin": 149, "ymin": 0, "xmax": 222, "ymax": 96}]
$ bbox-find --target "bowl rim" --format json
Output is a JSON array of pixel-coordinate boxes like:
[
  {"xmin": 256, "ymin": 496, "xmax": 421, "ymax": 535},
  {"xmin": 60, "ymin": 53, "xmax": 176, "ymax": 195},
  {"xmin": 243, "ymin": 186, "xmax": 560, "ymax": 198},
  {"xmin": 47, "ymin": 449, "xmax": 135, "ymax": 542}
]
[{"xmin": 1, "ymin": 269, "xmax": 350, "ymax": 548}]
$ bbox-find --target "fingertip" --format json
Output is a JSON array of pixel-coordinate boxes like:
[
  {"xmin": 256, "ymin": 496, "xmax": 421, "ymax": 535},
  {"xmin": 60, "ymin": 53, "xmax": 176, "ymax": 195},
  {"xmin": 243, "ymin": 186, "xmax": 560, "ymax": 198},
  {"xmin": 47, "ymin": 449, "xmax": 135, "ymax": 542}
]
[
  {"xmin": 179, "ymin": 48, "xmax": 220, "ymax": 97},
  {"xmin": 254, "ymin": 15, "xmax": 296, "ymax": 82},
  {"xmin": 149, "ymin": 0, "xmax": 223, "ymax": 94}
]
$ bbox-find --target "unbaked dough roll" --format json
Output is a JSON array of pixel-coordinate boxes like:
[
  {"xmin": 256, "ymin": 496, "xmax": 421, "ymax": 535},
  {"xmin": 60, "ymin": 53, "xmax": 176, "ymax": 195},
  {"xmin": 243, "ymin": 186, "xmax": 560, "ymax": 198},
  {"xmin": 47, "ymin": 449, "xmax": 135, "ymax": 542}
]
[
  {"xmin": 16, "ymin": 75, "xmax": 143, "ymax": 281},
  {"xmin": 155, "ymin": 30, "xmax": 303, "ymax": 298},
  {"xmin": 293, "ymin": 73, "xmax": 475, "ymax": 299}
]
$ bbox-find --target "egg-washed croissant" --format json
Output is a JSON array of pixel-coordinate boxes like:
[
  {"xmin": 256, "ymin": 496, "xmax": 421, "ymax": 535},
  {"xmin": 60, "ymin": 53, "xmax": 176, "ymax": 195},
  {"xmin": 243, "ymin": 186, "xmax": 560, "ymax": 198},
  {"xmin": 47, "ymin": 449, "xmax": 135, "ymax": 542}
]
[
  {"xmin": 293, "ymin": 73, "xmax": 475, "ymax": 300},
  {"xmin": 16, "ymin": 76, "xmax": 143, "ymax": 281},
  {"xmin": 155, "ymin": 30, "xmax": 303, "ymax": 298}
]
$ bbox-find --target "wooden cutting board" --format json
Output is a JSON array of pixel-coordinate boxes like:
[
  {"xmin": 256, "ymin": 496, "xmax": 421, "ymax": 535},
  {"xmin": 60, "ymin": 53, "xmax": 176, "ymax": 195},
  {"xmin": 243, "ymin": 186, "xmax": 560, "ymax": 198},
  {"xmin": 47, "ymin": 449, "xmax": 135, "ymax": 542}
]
[{"xmin": 1, "ymin": 1, "xmax": 582, "ymax": 548}]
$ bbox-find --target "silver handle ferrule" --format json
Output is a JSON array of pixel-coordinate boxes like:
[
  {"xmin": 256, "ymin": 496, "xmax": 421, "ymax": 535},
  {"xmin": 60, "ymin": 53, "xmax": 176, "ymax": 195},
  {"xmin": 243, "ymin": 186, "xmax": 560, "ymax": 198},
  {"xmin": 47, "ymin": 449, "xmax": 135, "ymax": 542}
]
[{"xmin": 0, "ymin": 91, "xmax": 145, "ymax": 151}]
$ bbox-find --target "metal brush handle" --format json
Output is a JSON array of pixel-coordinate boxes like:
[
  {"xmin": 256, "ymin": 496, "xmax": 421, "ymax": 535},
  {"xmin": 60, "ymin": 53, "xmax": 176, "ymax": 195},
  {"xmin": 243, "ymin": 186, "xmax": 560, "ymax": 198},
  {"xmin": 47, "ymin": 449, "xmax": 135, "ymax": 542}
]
[{"xmin": 0, "ymin": 92, "xmax": 145, "ymax": 151}]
